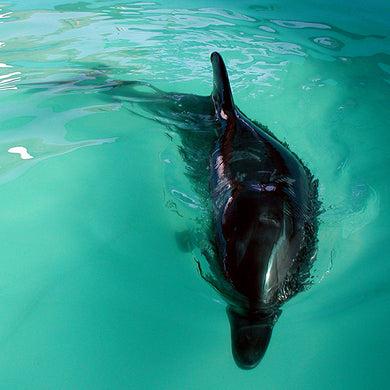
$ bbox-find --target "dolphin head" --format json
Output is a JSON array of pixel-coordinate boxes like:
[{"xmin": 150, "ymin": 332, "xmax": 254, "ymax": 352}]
[
  {"xmin": 227, "ymin": 305, "xmax": 281, "ymax": 369},
  {"xmin": 220, "ymin": 190, "xmax": 294, "ymax": 304}
]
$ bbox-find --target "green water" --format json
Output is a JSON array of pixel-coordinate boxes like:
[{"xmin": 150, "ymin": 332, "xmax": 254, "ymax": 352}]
[{"xmin": 0, "ymin": 1, "xmax": 389, "ymax": 389}]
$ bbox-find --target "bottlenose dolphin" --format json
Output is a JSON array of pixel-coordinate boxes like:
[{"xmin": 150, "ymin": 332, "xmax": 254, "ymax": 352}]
[
  {"xmin": 101, "ymin": 52, "xmax": 320, "ymax": 369},
  {"xmin": 208, "ymin": 52, "xmax": 319, "ymax": 369}
]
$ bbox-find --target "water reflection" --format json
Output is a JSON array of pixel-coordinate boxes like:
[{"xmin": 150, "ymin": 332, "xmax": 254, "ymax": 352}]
[
  {"xmin": 0, "ymin": 70, "xmax": 21, "ymax": 90},
  {"xmin": 272, "ymin": 20, "xmax": 331, "ymax": 30},
  {"xmin": 1, "ymin": 1, "xmax": 387, "ymax": 95},
  {"xmin": 312, "ymin": 36, "xmax": 344, "ymax": 51},
  {"xmin": 1, "ymin": 137, "xmax": 116, "ymax": 186},
  {"xmin": 0, "ymin": 9, "xmax": 21, "ymax": 90},
  {"xmin": 8, "ymin": 146, "xmax": 33, "ymax": 159}
]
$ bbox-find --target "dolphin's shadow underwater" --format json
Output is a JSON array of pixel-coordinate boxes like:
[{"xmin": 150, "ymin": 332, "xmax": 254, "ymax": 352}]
[{"xmin": 104, "ymin": 52, "xmax": 321, "ymax": 369}]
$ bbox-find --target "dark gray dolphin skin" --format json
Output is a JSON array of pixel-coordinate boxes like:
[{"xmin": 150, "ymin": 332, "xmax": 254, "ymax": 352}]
[{"xmin": 208, "ymin": 52, "xmax": 319, "ymax": 369}]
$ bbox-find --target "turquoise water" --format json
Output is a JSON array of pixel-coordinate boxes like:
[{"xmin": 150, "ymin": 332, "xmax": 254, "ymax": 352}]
[{"xmin": 1, "ymin": 0, "xmax": 389, "ymax": 388}]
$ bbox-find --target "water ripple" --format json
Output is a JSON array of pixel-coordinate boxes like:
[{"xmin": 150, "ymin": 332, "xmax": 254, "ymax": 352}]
[
  {"xmin": 0, "ymin": 2, "xmax": 387, "ymax": 94},
  {"xmin": 272, "ymin": 20, "xmax": 331, "ymax": 30}
]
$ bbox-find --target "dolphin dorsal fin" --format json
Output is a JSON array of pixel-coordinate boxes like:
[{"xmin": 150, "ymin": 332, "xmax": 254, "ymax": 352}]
[{"xmin": 210, "ymin": 52, "xmax": 236, "ymax": 119}]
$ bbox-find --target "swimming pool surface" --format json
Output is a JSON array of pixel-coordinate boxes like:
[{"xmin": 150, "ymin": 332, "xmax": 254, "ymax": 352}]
[{"xmin": 0, "ymin": 1, "xmax": 389, "ymax": 389}]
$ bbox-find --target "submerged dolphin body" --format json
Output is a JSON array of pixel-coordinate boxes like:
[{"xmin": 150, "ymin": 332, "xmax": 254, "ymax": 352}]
[
  {"xmin": 208, "ymin": 52, "xmax": 319, "ymax": 369},
  {"xmin": 103, "ymin": 52, "xmax": 320, "ymax": 369}
]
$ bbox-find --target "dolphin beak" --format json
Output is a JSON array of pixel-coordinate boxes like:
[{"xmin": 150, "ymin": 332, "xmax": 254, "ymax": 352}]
[{"xmin": 226, "ymin": 306, "xmax": 280, "ymax": 370}]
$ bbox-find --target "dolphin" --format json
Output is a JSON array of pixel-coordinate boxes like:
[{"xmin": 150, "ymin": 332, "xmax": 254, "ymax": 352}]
[
  {"xmin": 208, "ymin": 52, "xmax": 319, "ymax": 369},
  {"xmin": 97, "ymin": 52, "xmax": 320, "ymax": 369}
]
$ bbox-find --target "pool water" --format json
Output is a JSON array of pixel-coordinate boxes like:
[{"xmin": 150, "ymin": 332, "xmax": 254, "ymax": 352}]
[{"xmin": 0, "ymin": 1, "xmax": 389, "ymax": 389}]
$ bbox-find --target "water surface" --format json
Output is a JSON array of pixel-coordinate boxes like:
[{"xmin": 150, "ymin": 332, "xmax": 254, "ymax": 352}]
[{"xmin": 0, "ymin": 1, "xmax": 389, "ymax": 389}]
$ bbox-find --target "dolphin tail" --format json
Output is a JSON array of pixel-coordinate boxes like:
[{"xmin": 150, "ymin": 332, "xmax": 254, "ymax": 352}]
[{"xmin": 210, "ymin": 52, "xmax": 236, "ymax": 119}]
